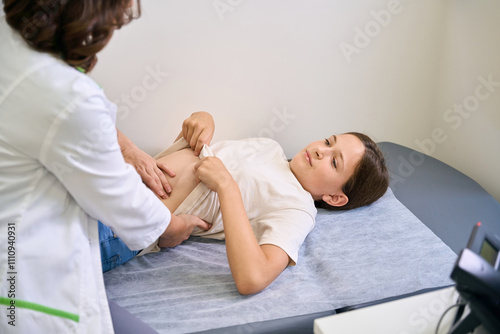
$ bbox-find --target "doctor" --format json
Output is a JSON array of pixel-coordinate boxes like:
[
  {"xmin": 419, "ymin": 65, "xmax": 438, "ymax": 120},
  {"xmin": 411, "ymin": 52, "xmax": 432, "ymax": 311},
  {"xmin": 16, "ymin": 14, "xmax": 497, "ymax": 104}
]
[{"xmin": 0, "ymin": 1, "xmax": 209, "ymax": 333}]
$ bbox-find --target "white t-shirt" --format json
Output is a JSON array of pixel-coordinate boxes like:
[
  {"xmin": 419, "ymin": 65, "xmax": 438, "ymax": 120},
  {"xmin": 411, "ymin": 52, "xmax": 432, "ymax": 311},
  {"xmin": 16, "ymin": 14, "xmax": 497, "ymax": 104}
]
[
  {"xmin": 0, "ymin": 18, "xmax": 170, "ymax": 333},
  {"xmin": 156, "ymin": 138, "xmax": 317, "ymax": 265}
]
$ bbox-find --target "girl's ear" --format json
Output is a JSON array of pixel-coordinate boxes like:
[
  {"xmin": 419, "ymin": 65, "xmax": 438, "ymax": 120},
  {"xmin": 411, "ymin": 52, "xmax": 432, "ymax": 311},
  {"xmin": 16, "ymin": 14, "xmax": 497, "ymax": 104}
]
[{"xmin": 322, "ymin": 193, "xmax": 348, "ymax": 207}]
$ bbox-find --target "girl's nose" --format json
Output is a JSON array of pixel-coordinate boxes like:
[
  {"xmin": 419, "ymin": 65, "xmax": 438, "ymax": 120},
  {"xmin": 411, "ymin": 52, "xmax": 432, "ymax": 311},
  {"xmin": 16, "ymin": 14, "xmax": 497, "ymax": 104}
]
[{"xmin": 315, "ymin": 146, "xmax": 332, "ymax": 160}]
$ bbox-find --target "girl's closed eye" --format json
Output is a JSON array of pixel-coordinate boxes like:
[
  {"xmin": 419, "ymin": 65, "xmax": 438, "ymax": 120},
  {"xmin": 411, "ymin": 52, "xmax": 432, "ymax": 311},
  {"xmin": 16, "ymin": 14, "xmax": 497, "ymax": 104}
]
[{"xmin": 325, "ymin": 139, "xmax": 337, "ymax": 168}]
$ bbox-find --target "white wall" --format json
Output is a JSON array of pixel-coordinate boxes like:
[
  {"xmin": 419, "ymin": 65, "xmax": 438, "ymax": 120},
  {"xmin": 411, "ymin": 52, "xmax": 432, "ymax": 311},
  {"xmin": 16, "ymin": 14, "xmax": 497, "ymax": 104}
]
[
  {"xmin": 90, "ymin": 0, "xmax": 500, "ymax": 202},
  {"xmin": 428, "ymin": 0, "xmax": 500, "ymax": 202}
]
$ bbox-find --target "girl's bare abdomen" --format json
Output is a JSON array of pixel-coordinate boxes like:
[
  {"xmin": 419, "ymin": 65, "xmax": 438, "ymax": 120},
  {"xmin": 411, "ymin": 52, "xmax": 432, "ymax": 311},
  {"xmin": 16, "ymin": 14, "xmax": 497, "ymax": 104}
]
[{"xmin": 156, "ymin": 148, "xmax": 201, "ymax": 212}]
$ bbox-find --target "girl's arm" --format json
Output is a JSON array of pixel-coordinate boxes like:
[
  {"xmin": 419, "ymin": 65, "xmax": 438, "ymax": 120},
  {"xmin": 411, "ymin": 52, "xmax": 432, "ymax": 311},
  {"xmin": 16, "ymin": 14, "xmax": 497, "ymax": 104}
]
[{"xmin": 194, "ymin": 157, "xmax": 289, "ymax": 295}]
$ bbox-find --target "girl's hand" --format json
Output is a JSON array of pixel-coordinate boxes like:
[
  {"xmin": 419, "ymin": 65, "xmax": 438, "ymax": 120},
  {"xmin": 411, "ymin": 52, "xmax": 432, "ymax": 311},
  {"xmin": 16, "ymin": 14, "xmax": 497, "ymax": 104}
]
[
  {"xmin": 194, "ymin": 157, "xmax": 234, "ymax": 193},
  {"xmin": 176, "ymin": 111, "xmax": 215, "ymax": 156}
]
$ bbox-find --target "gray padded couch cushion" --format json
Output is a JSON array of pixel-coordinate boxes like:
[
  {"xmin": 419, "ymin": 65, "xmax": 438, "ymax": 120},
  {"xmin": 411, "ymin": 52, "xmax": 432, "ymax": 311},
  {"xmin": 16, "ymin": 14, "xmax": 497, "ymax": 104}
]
[{"xmin": 378, "ymin": 142, "xmax": 500, "ymax": 254}]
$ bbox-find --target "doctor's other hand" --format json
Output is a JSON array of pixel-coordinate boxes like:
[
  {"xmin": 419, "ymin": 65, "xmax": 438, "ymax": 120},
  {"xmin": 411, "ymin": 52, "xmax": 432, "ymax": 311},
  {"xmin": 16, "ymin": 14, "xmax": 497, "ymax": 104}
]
[
  {"xmin": 176, "ymin": 111, "xmax": 215, "ymax": 156},
  {"xmin": 158, "ymin": 214, "xmax": 211, "ymax": 248}
]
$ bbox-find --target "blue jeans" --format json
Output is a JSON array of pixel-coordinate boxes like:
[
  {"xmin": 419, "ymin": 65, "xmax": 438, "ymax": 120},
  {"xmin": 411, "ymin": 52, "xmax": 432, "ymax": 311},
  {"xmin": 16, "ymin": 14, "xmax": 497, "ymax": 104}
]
[{"xmin": 98, "ymin": 221, "xmax": 140, "ymax": 272}]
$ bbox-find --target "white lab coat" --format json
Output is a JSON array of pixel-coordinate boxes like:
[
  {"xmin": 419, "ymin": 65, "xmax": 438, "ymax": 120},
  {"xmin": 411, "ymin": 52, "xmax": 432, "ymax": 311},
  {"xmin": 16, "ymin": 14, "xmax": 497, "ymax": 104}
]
[{"xmin": 0, "ymin": 17, "xmax": 170, "ymax": 333}]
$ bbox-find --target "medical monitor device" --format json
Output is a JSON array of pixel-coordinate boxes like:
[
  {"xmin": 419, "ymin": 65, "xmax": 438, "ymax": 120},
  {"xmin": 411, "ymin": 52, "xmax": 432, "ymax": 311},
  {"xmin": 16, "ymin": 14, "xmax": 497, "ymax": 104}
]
[{"xmin": 449, "ymin": 222, "xmax": 500, "ymax": 334}]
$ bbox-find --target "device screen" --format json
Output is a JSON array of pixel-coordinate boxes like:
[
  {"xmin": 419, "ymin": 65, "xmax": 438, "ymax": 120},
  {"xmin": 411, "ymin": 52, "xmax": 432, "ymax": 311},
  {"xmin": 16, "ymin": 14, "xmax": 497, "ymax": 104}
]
[{"xmin": 479, "ymin": 239, "xmax": 499, "ymax": 269}]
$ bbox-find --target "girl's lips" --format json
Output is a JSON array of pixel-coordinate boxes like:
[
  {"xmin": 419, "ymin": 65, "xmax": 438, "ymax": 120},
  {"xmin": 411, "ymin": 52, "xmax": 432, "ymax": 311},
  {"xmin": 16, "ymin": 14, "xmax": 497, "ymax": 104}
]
[{"xmin": 305, "ymin": 151, "xmax": 312, "ymax": 166}]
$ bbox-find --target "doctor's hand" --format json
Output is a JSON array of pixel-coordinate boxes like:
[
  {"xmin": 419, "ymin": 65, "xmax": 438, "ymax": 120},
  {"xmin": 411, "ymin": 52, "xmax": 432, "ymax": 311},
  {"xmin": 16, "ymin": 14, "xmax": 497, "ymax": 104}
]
[
  {"xmin": 117, "ymin": 129, "xmax": 174, "ymax": 199},
  {"xmin": 175, "ymin": 111, "xmax": 215, "ymax": 156},
  {"xmin": 158, "ymin": 214, "xmax": 211, "ymax": 248}
]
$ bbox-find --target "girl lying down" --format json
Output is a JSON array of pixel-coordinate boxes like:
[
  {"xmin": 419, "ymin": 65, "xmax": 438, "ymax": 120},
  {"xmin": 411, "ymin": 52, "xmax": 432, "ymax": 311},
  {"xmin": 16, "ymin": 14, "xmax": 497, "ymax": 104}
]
[{"xmin": 100, "ymin": 112, "xmax": 389, "ymax": 295}]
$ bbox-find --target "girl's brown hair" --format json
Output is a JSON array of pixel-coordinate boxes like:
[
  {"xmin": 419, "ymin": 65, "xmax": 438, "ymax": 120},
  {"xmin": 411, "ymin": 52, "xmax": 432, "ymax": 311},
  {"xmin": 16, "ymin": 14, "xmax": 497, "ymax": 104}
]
[
  {"xmin": 315, "ymin": 132, "xmax": 389, "ymax": 211},
  {"xmin": 3, "ymin": 0, "xmax": 141, "ymax": 73}
]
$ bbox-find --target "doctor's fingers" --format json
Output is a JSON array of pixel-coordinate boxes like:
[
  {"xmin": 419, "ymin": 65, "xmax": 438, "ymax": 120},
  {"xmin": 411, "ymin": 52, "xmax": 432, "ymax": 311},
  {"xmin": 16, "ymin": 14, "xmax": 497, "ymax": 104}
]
[
  {"xmin": 154, "ymin": 163, "xmax": 173, "ymax": 194},
  {"xmin": 140, "ymin": 165, "xmax": 170, "ymax": 199},
  {"xmin": 198, "ymin": 220, "xmax": 212, "ymax": 231},
  {"xmin": 180, "ymin": 214, "xmax": 212, "ymax": 231},
  {"xmin": 157, "ymin": 161, "xmax": 176, "ymax": 178}
]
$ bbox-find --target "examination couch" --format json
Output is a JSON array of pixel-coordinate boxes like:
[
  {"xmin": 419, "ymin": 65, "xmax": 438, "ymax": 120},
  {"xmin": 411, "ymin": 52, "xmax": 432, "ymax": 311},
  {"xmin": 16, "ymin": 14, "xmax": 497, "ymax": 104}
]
[{"xmin": 107, "ymin": 142, "xmax": 500, "ymax": 334}]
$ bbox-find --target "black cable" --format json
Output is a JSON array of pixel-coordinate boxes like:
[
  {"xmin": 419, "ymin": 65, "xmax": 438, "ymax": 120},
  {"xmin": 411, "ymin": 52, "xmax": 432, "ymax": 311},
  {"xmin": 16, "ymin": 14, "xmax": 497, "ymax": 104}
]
[
  {"xmin": 435, "ymin": 300, "xmax": 467, "ymax": 334},
  {"xmin": 452, "ymin": 296, "xmax": 466, "ymax": 326}
]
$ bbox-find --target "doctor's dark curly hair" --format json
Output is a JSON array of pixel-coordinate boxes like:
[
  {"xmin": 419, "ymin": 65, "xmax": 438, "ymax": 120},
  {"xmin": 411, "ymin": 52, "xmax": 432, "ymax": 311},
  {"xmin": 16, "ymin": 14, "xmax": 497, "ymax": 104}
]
[
  {"xmin": 3, "ymin": 0, "xmax": 141, "ymax": 73},
  {"xmin": 315, "ymin": 132, "xmax": 389, "ymax": 211}
]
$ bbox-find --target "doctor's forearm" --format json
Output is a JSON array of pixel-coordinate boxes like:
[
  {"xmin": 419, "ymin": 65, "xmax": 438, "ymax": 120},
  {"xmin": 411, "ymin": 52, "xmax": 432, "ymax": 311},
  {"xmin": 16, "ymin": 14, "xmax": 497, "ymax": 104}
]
[
  {"xmin": 158, "ymin": 214, "xmax": 190, "ymax": 247},
  {"xmin": 117, "ymin": 128, "xmax": 137, "ymax": 153}
]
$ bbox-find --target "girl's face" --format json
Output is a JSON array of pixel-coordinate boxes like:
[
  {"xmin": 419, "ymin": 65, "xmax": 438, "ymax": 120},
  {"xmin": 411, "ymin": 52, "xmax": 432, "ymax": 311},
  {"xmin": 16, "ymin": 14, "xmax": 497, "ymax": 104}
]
[{"xmin": 289, "ymin": 134, "xmax": 365, "ymax": 207}]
